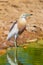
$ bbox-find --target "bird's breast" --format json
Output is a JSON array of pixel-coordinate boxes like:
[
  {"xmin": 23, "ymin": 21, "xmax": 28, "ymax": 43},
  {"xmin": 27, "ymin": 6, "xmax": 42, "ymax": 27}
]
[
  {"xmin": 17, "ymin": 18, "xmax": 27, "ymax": 33},
  {"xmin": 18, "ymin": 22, "xmax": 26, "ymax": 33}
]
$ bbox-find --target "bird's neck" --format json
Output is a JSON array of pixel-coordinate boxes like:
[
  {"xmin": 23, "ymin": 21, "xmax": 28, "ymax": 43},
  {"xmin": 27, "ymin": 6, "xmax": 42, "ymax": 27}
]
[
  {"xmin": 18, "ymin": 18, "xmax": 26, "ymax": 24},
  {"xmin": 18, "ymin": 18, "xmax": 27, "ymax": 31}
]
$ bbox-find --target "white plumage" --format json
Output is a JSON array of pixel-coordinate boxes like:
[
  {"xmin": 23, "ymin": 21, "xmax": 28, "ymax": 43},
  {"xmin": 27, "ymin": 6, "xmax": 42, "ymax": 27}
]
[{"xmin": 7, "ymin": 23, "xmax": 18, "ymax": 40}]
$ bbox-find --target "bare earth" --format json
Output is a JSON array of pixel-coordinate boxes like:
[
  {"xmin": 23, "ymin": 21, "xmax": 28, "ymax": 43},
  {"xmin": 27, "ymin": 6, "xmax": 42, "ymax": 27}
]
[{"xmin": 0, "ymin": 0, "xmax": 43, "ymax": 49}]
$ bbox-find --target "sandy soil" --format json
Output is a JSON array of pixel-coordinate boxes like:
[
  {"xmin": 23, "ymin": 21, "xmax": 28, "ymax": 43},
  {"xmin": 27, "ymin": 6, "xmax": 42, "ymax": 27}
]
[{"xmin": 0, "ymin": 0, "xmax": 43, "ymax": 49}]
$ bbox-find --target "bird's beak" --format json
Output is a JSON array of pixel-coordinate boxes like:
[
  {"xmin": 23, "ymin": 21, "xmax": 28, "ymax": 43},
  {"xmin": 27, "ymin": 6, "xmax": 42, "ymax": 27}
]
[{"xmin": 27, "ymin": 14, "xmax": 33, "ymax": 16}]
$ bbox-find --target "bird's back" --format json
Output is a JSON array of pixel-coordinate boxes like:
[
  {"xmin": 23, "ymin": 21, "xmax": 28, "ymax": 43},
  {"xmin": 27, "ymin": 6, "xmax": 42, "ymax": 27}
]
[{"xmin": 9, "ymin": 21, "xmax": 17, "ymax": 32}]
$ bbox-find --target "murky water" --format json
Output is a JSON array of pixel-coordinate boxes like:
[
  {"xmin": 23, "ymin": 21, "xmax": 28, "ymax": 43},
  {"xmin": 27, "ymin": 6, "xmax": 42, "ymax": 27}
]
[{"xmin": 0, "ymin": 47, "xmax": 43, "ymax": 65}]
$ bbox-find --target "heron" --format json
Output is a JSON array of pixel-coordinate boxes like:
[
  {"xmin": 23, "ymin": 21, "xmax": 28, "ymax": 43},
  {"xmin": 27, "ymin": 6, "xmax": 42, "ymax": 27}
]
[{"xmin": 7, "ymin": 13, "xmax": 32, "ymax": 64}]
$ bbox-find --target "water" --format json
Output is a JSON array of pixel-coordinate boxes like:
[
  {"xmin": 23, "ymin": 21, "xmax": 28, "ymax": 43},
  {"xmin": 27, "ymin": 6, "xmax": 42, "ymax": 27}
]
[{"xmin": 0, "ymin": 47, "xmax": 43, "ymax": 65}]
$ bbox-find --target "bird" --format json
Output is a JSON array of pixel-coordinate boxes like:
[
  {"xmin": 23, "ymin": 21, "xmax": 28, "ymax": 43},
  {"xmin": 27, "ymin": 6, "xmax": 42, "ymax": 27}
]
[
  {"xmin": 7, "ymin": 13, "xmax": 32, "ymax": 64},
  {"xmin": 7, "ymin": 13, "xmax": 32, "ymax": 42}
]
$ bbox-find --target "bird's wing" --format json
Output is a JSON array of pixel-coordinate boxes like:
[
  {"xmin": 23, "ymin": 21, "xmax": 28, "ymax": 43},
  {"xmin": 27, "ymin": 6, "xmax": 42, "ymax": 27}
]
[
  {"xmin": 9, "ymin": 20, "xmax": 17, "ymax": 32},
  {"xmin": 7, "ymin": 20, "xmax": 18, "ymax": 40}
]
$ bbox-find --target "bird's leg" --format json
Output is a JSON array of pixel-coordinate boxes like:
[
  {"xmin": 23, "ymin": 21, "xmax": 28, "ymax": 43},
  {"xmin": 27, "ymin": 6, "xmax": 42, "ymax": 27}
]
[
  {"xmin": 14, "ymin": 36, "xmax": 18, "ymax": 63},
  {"xmin": 14, "ymin": 39, "xmax": 17, "ymax": 63}
]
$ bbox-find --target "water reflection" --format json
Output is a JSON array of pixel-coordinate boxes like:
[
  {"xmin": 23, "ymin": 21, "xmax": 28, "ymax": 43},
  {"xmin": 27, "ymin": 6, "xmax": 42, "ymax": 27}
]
[
  {"xmin": 7, "ymin": 47, "xmax": 33, "ymax": 65},
  {"xmin": 7, "ymin": 47, "xmax": 23, "ymax": 65},
  {"xmin": 0, "ymin": 47, "xmax": 43, "ymax": 65}
]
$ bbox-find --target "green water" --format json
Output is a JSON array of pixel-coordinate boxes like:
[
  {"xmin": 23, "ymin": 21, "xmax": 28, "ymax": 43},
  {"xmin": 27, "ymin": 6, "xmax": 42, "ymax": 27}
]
[{"xmin": 0, "ymin": 47, "xmax": 43, "ymax": 65}]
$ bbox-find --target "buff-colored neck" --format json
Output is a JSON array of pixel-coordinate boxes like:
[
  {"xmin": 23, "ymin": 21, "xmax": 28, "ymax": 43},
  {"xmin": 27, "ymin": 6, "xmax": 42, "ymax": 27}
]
[{"xmin": 18, "ymin": 17, "xmax": 26, "ymax": 24}]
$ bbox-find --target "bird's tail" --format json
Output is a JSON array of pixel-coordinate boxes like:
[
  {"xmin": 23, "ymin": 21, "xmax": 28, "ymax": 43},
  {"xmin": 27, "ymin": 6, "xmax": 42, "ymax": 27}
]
[
  {"xmin": 7, "ymin": 32, "xmax": 13, "ymax": 40},
  {"xmin": 7, "ymin": 35, "xmax": 10, "ymax": 40}
]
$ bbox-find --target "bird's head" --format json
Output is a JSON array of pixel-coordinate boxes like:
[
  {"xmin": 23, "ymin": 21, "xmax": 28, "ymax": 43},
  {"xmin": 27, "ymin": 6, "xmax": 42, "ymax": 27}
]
[{"xmin": 20, "ymin": 13, "xmax": 32, "ymax": 19}]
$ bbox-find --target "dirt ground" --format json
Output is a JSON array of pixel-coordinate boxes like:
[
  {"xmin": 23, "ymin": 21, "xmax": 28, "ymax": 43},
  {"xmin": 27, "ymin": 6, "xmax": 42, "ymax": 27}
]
[{"xmin": 0, "ymin": 0, "xmax": 43, "ymax": 49}]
